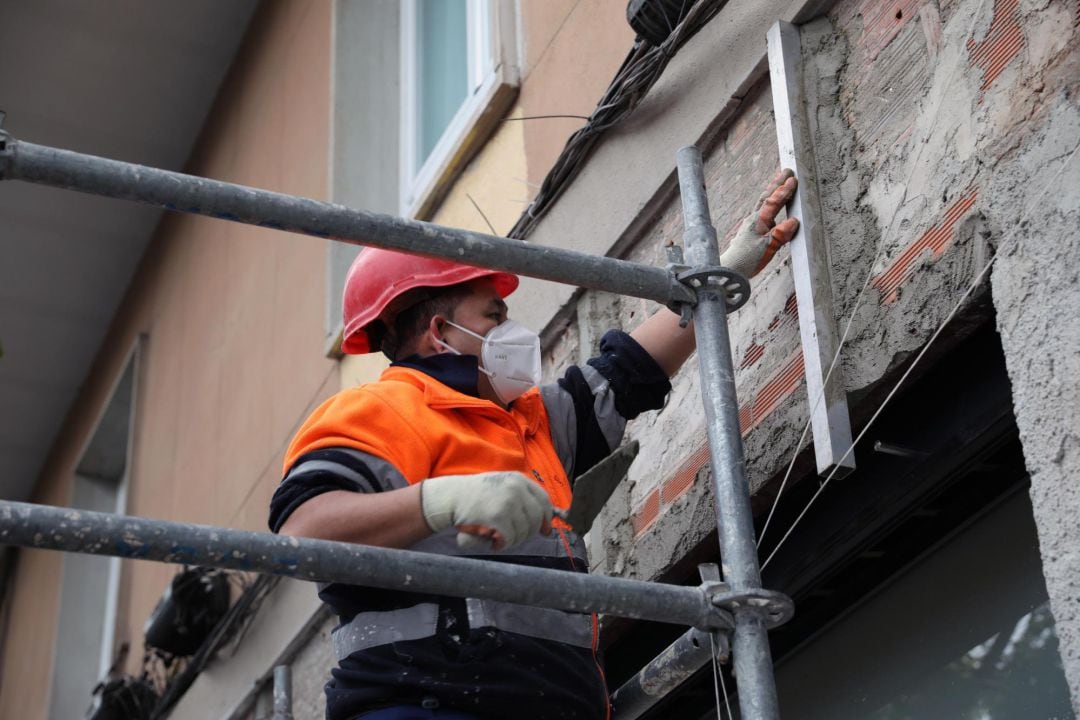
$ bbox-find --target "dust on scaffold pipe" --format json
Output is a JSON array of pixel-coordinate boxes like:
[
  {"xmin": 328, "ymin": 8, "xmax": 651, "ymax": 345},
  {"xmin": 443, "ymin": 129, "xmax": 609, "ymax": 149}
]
[
  {"xmin": 0, "ymin": 135, "xmax": 694, "ymax": 308},
  {"xmin": 0, "ymin": 500, "xmax": 731, "ymax": 631},
  {"xmin": 677, "ymin": 145, "xmax": 787, "ymax": 720}
]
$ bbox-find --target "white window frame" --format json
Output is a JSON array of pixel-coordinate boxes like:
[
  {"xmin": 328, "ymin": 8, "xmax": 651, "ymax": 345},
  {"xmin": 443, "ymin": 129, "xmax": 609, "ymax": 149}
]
[
  {"xmin": 399, "ymin": 0, "xmax": 518, "ymax": 218},
  {"xmin": 98, "ymin": 349, "xmax": 136, "ymax": 678},
  {"xmin": 85, "ymin": 338, "xmax": 140, "ymax": 681},
  {"xmin": 47, "ymin": 337, "xmax": 141, "ymax": 718}
]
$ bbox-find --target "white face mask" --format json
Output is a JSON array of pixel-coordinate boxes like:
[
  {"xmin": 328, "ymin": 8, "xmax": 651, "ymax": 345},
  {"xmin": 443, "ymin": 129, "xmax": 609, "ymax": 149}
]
[{"xmin": 437, "ymin": 319, "xmax": 542, "ymax": 404}]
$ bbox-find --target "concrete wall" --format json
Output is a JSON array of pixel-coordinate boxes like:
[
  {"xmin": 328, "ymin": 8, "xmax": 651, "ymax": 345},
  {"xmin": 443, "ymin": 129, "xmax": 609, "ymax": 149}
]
[
  {"xmin": 520, "ymin": 0, "xmax": 1080, "ymax": 703},
  {"xmin": 985, "ymin": 0, "xmax": 1080, "ymax": 701},
  {"xmin": 0, "ymin": 0, "xmax": 334, "ymax": 716}
]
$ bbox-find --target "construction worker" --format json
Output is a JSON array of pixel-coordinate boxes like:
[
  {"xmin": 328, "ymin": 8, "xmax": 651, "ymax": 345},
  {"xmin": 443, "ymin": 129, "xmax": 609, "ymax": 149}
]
[{"xmin": 269, "ymin": 170, "xmax": 798, "ymax": 720}]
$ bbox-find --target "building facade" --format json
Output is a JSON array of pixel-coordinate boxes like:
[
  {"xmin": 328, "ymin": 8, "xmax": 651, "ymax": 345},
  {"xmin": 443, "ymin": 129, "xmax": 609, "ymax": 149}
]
[{"xmin": 0, "ymin": 0, "xmax": 1077, "ymax": 718}]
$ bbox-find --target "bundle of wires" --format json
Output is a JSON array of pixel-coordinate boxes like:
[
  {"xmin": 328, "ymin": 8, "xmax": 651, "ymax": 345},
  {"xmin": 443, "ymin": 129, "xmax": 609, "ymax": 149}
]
[
  {"xmin": 507, "ymin": 0, "xmax": 727, "ymax": 240},
  {"xmin": 148, "ymin": 574, "xmax": 279, "ymax": 719}
]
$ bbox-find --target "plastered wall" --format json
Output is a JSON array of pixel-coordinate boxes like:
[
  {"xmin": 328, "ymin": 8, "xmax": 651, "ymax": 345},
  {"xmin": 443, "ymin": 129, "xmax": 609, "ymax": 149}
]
[{"xmin": 532, "ymin": 0, "xmax": 1080, "ymax": 707}]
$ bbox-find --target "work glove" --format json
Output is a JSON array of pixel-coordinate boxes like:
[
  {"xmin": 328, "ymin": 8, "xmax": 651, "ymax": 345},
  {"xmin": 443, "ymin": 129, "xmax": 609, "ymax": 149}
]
[
  {"xmin": 420, "ymin": 471, "xmax": 553, "ymax": 551},
  {"xmin": 720, "ymin": 168, "xmax": 801, "ymax": 278}
]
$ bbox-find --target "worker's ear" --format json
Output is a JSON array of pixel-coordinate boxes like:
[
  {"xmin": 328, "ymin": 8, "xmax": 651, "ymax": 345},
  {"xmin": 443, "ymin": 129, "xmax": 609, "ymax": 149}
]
[
  {"xmin": 423, "ymin": 315, "xmax": 449, "ymax": 355},
  {"xmin": 429, "ymin": 315, "xmax": 445, "ymax": 341}
]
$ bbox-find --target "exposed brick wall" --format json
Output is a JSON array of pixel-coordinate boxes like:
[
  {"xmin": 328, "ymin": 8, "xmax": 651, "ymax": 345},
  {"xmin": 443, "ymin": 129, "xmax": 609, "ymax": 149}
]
[
  {"xmin": 968, "ymin": 0, "xmax": 1025, "ymax": 92},
  {"xmin": 569, "ymin": 0, "xmax": 1077, "ymax": 581},
  {"xmin": 872, "ymin": 189, "xmax": 979, "ymax": 303}
]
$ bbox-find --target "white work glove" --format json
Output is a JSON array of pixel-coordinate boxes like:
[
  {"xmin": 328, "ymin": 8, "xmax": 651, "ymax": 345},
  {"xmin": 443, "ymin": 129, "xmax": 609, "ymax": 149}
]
[
  {"xmin": 420, "ymin": 471, "xmax": 553, "ymax": 551},
  {"xmin": 720, "ymin": 169, "xmax": 800, "ymax": 279}
]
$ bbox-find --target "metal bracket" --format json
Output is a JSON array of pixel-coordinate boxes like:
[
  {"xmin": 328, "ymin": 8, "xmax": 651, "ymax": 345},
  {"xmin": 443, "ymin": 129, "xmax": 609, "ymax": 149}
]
[
  {"xmin": 709, "ymin": 587, "xmax": 794, "ymax": 630},
  {"xmin": 698, "ymin": 564, "xmax": 732, "ymax": 661},
  {"xmin": 666, "ymin": 264, "xmax": 751, "ymax": 327},
  {"xmin": 698, "ymin": 563, "xmax": 792, "ymax": 631}
]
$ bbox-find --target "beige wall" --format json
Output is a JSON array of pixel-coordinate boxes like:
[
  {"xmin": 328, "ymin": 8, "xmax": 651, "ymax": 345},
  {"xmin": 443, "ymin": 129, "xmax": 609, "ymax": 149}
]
[
  {"xmin": 518, "ymin": 0, "xmax": 635, "ymax": 189},
  {"xmin": 0, "ymin": 1, "xmax": 641, "ymax": 716},
  {"xmin": 0, "ymin": 1, "xmax": 334, "ymax": 716}
]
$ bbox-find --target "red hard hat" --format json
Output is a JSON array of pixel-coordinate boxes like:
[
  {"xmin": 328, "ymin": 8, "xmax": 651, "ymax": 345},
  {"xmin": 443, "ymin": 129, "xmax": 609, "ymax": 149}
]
[{"xmin": 341, "ymin": 248, "xmax": 519, "ymax": 354}]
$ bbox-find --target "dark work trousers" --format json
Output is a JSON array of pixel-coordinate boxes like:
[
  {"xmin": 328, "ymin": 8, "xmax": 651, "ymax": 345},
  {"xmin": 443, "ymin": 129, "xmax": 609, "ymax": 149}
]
[{"xmin": 357, "ymin": 707, "xmax": 482, "ymax": 719}]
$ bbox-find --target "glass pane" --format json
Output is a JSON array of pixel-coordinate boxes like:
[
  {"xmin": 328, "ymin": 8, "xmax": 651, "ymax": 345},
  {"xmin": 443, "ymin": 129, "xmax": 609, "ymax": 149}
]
[
  {"xmin": 416, "ymin": 0, "xmax": 469, "ymax": 172},
  {"xmin": 866, "ymin": 602, "xmax": 1073, "ymax": 720},
  {"xmin": 773, "ymin": 493, "xmax": 1075, "ymax": 720}
]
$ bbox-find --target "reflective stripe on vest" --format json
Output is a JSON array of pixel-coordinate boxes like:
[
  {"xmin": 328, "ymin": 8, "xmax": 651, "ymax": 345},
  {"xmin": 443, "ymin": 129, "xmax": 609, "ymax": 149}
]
[
  {"xmin": 465, "ymin": 598, "xmax": 593, "ymax": 649},
  {"xmin": 332, "ymin": 603, "xmax": 439, "ymax": 661},
  {"xmin": 332, "ymin": 597, "xmax": 594, "ymax": 660}
]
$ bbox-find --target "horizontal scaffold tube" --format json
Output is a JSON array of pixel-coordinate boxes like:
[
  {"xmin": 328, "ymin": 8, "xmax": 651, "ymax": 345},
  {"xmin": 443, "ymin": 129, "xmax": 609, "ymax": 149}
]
[
  {"xmin": 0, "ymin": 137, "xmax": 694, "ymax": 307},
  {"xmin": 0, "ymin": 500, "xmax": 730, "ymax": 630}
]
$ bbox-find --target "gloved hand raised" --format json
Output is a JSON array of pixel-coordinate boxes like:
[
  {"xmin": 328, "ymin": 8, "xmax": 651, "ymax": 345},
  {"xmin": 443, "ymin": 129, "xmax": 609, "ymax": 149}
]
[
  {"xmin": 420, "ymin": 471, "xmax": 553, "ymax": 551},
  {"xmin": 720, "ymin": 168, "xmax": 800, "ymax": 278}
]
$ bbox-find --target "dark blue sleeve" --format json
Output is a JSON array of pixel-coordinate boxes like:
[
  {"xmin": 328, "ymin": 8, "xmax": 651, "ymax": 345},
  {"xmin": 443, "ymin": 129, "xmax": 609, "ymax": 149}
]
[
  {"xmin": 268, "ymin": 448, "xmax": 388, "ymax": 533},
  {"xmin": 553, "ymin": 330, "xmax": 671, "ymax": 481},
  {"xmin": 586, "ymin": 330, "xmax": 671, "ymax": 419}
]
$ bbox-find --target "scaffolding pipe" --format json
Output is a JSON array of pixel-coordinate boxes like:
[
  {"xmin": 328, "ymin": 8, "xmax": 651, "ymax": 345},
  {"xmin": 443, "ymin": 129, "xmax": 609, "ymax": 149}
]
[
  {"xmin": 676, "ymin": 146, "xmax": 783, "ymax": 720},
  {"xmin": 610, "ymin": 628, "xmax": 719, "ymax": 719},
  {"xmin": 0, "ymin": 500, "xmax": 730, "ymax": 631},
  {"xmin": 0, "ymin": 129, "xmax": 791, "ymax": 714},
  {"xmin": 0, "ymin": 136, "xmax": 694, "ymax": 308},
  {"xmin": 272, "ymin": 665, "xmax": 293, "ymax": 720}
]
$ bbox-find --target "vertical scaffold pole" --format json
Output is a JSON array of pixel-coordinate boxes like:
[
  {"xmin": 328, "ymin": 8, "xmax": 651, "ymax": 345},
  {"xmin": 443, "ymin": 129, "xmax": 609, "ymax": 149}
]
[
  {"xmin": 676, "ymin": 146, "xmax": 781, "ymax": 720},
  {"xmin": 272, "ymin": 665, "xmax": 293, "ymax": 720}
]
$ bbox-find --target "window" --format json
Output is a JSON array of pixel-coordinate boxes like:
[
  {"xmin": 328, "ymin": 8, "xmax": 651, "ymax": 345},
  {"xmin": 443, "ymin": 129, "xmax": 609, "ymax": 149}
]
[
  {"xmin": 324, "ymin": 1, "xmax": 517, "ymax": 356},
  {"xmin": 48, "ymin": 342, "xmax": 140, "ymax": 719},
  {"xmin": 400, "ymin": 0, "xmax": 518, "ymax": 217},
  {"xmin": 773, "ymin": 491, "xmax": 1074, "ymax": 720}
]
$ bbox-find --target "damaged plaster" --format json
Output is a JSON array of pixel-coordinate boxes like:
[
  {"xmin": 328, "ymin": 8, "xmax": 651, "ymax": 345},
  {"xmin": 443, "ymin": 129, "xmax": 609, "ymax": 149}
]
[{"xmin": 544, "ymin": 2, "xmax": 1079, "ymax": 707}]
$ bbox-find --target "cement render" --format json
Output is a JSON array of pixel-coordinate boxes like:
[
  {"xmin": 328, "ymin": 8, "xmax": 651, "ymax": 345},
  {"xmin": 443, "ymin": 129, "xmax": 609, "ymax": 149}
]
[
  {"xmin": 538, "ymin": 1, "xmax": 1079, "ymax": 707},
  {"xmin": 552, "ymin": 7, "xmax": 980, "ymax": 581},
  {"xmin": 986, "ymin": 22, "xmax": 1080, "ymax": 708}
]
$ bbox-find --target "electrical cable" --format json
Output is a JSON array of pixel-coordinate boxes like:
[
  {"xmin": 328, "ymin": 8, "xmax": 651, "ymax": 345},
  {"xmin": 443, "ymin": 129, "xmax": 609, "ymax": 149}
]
[
  {"xmin": 507, "ymin": 0, "xmax": 726, "ymax": 240},
  {"xmin": 760, "ymin": 136, "xmax": 1080, "ymax": 572},
  {"xmin": 718, "ymin": 661, "xmax": 733, "ymax": 720},
  {"xmin": 149, "ymin": 574, "xmax": 280, "ymax": 718},
  {"xmin": 708, "ymin": 632, "xmax": 734, "ymax": 719}
]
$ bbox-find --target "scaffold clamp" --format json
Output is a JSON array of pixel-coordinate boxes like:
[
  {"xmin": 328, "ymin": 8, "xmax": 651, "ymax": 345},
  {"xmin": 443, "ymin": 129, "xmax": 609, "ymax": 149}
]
[
  {"xmin": 666, "ymin": 264, "xmax": 751, "ymax": 326},
  {"xmin": 708, "ymin": 587, "xmax": 794, "ymax": 630}
]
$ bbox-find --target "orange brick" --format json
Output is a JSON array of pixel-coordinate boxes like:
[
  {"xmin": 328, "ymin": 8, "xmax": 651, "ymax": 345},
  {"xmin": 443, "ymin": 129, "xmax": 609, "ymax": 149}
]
[{"xmin": 630, "ymin": 490, "xmax": 660, "ymax": 538}]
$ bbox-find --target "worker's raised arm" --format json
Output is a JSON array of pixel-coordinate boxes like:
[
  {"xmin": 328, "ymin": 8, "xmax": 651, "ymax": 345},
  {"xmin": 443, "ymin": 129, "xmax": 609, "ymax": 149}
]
[{"xmin": 631, "ymin": 169, "xmax": 800, "ymax": 377}]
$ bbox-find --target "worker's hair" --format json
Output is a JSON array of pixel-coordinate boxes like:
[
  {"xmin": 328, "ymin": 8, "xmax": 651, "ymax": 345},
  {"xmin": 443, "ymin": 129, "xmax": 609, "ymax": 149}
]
[{"xmin": 380, "ymin": 282, "xmax": 474, "ymax": 361}]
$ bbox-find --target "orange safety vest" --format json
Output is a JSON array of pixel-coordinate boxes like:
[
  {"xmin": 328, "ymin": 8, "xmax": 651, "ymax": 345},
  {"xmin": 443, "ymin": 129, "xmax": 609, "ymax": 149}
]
[
  {"xmin": 282, "ymin": 363, "xmax": 614, "ymax": 719},
  {"xmin": 284, "ymin": 365, "xmax": 575, "ymax": 514}
]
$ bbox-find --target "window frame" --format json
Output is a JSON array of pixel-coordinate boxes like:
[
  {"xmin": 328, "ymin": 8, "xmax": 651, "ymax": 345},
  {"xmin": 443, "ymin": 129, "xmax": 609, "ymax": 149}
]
[
  {"xmin": 47, "ymin": 337, "xmax": 140, "ymax": 717},
  {"xmin": 398, "ymin": 0, "xmax": 518, "ymax": 219}
]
